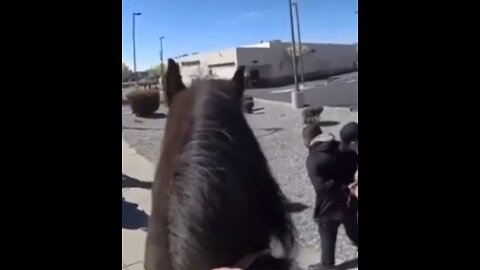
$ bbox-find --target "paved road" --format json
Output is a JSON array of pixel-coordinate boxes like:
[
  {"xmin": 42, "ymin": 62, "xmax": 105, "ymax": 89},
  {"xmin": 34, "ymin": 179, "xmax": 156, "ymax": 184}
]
[
  {"xmin": 122, "ymin": 72, "xmax": 358, "ymax": 111},
  {"xmin": 245, "ymin": 72, "xmax": 358, "ymax": 111}
]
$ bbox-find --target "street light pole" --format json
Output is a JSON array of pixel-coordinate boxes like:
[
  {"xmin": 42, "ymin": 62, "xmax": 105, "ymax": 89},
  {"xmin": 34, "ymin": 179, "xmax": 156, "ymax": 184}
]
[
  {"xmin": 132, "ymin": 12, "xmax": 142, "ymax": 81},
  {"xmin": 293, "ymin": 1, "xmax": 305, "ymax": 87},
  {"xmin": 288, "ymin": 0, "xmax": 303, "ymax": 109},
  {"xmin": 355, "ymin": 11, "xmax": 358, "ymax": 70},
  {"xmin": 159, "ymin": 36, "xmax": 164, "ymax": 74}
]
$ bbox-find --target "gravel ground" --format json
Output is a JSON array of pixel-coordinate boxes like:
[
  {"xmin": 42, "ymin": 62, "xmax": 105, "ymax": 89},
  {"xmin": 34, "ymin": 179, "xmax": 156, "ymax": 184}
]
[{"xmin": 122, "ymin": 98, "xmax": 358, "ymax": 263}]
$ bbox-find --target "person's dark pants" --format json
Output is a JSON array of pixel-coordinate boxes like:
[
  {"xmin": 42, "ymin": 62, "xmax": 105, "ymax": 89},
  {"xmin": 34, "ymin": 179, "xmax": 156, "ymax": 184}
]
[{"xmin": 317, "ymin": 211, "xmax": 358, "ymax": 266}]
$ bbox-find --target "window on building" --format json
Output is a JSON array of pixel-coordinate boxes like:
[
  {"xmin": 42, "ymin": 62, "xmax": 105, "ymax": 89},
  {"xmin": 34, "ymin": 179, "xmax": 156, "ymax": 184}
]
[
  {"xmin": 181, "ymin": 60, "xmax": 201, "ymax": 67},
  {"xmin": 208, "ymin": 62, "xmax": 236, "ymax": 68}
]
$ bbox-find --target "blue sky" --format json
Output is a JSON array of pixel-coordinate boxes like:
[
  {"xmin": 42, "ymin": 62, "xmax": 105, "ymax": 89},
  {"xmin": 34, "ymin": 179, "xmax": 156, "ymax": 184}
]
[{"xmin": 122, "ymin": 0, "xmax": 358, "ymax": 71}]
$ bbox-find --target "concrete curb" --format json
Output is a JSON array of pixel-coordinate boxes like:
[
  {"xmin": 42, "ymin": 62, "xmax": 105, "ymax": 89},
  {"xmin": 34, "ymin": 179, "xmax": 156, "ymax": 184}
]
[
  {"xmin": 253, "ymin": 97, "xmax": 294, "ymax": 108},
  {"xmin": 325, "ymin": 106, "xmax": 354, "ymax": 113},
  {"xmin": 253, "ymin": 97, "xmax": 354, "ymax": 112},
  {"xmin": 122, "ymin": 138, "xmax": 155, "ymax": 182}
]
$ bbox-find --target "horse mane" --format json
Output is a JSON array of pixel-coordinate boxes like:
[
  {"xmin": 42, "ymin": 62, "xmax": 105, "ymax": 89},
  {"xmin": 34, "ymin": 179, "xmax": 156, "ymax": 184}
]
[{"xmin": 145, "ymin": 61, "xmax": 296, "ymax": 270}]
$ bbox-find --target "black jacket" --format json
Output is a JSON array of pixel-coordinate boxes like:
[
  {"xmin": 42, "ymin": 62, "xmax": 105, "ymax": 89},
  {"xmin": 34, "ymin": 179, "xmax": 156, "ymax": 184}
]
[{"xmin": 306, "ymin": 140, "xmax": 357, "ymax": 221}]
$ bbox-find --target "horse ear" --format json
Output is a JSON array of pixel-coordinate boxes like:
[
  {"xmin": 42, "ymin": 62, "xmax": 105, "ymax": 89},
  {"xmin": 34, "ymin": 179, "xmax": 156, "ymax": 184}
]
[
  {"xmin": 231, "ymin": 66, "xmax": 245, "ymax": 97},
  {"xmin": 164, "ymin": 59, "xmax": 186, "ymax": 107}
]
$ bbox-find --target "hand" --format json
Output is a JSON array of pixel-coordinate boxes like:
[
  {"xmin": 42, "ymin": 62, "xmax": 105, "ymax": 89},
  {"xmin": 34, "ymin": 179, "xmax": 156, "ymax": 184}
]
[{"xmin": 349, "ymin": 181, "xmax": 358, "ymax": 198}]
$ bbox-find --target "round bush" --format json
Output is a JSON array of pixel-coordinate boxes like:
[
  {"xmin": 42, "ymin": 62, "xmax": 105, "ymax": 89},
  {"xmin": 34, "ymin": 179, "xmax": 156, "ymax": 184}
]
[{"xmin": 125, "ymin": 90, "xmax": 160, "ymax": 117}]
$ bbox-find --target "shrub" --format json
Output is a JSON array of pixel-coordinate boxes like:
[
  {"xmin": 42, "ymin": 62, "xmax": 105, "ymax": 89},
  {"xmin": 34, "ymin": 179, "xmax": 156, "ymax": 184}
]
[{"xmin": 125, "ymin": 90, "xmax": 160, "ymax": 117}]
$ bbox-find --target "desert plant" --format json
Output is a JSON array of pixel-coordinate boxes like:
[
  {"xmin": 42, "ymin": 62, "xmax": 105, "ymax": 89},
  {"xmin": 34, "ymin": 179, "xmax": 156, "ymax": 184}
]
[
  {"xmin": 122, "ymin": 62, "xmax": 132, "ymax": 82},
  {"xmin": 125, "ymin": 89, "xmax": 160, "ymax": 117},
  {"xmin": 148, "ymin": 63, "xmax": 166, "ymax": 78},
  {"xmin": 302, "ymin": 106, "xmax": 324, "ymax": 125}
]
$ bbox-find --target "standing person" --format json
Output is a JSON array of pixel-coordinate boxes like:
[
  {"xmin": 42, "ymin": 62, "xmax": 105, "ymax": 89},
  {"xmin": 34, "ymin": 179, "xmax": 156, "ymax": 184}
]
[
  {"xmin": 339, "ymin": 122, "xmax": 358, "ymax": 199},
  {"xmin": 349, "ymin": 172, "xmax": 358, "ymax": 198},
  {"xmin": 339, "ymin": 122, "xmax": 358, "ymax": 153},
  {"xmin": 305, "ymin": 127, "xmax": 358, "ymax": 270}
]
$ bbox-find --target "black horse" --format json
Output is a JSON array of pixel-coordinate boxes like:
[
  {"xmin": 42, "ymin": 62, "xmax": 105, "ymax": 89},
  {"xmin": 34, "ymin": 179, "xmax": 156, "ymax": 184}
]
[{"xmin": 145, "ymin": 59, "xmax": 297, "ymax": 270}]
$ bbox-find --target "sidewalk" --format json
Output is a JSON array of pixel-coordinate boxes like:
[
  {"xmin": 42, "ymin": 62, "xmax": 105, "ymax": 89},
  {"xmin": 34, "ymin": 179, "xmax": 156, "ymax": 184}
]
[{"xmin": 122, "ymin": 139, "xmax": 154, "ymax": 270}]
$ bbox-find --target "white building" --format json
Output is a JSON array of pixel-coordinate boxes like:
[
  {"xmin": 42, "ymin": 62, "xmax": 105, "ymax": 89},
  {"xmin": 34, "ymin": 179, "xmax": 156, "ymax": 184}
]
[{"xmin": 174, "ymin": 40, "xmax": 357, "ymax": 88}]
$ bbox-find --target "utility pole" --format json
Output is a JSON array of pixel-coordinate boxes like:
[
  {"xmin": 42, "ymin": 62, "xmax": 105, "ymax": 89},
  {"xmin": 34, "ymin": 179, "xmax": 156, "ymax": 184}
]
[
  {"xmin": 159, "ymin": 36, "xmax": 165, "ymax": 75},
  {"xmin": 288, "ymin": 0, "xmax": 304, "ymax": 109},
  {"xmin": 132, "ymin": 12, "xmax": 142, "ymax": 81},
  {"xmin": 293, "ymin": 1, "xmax": 305, "ymax": 87}
]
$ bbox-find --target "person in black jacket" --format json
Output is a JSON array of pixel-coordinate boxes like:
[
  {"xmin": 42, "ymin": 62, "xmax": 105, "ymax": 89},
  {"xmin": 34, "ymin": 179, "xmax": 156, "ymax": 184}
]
[
  {"xmin": 339, "ymin": 122, "xmax": 358, "ymax": 200},
  {"xmin": 306, "ymin": 126, "xmax": 358, "ymax": 270},
  {"xmin": 339, "ymin": 122, "xmax": 358, "ymax": 153}
]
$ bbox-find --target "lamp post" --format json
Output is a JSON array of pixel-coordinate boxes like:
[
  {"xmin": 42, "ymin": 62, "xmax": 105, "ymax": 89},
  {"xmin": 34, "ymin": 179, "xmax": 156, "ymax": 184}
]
[
  {"xmin": 132, "ymin": 12, "xmax": 142, "ymax": 81},
  {"xmin": 288, "ymin": 0, "xmax": 304, "ymax": 109},
  {"xmin": 159, "ymin": 36, "xmax": 165, "ymax": 76},
  {"xmin": 293, "ymin": 1, "xmax": 305, "ymax": 87}
]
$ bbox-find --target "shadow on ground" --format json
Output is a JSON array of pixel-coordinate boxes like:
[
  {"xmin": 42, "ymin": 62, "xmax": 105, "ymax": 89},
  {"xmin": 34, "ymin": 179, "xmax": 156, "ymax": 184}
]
[
  {"xmin": 122, "ymin": 197, "xmax": 149, "ymax": 230},
  {"xmin": 122, "ymin": 174, "xmax": 152, "ymax": 189},
  {"xmin": 327, "ymin": 76, "xmax": 341, "ymax": 82},
  {"xmin": 122, "ymin": 174, "xmax": 151, "ymax": 230},
  {"xmin": 122, "ymin": 126, "xmax": 164, "ymax": 131},
  {"xmin": 286, "ymin": 202, "xmax": 310, "ymax": 213},
  {"xmin": 256, "ymin": 127, "xmax": 284, "ymax": 139},
  {"xmin": 318, "ymin": 121, "xmax": 340, "ymax": 127},
  {"xmin": 335, "ymin": 258, "xmax": 358, "ymax": 270},
  {"xmin": 137, "ymin": 112, "xmax": 167, "ymax": 119},
  {"xmin": 250, "ymin": 107, "xmax": 265, "ymax": 115},
  {"xmin": 260, "ymin": 127, "xmax": 283, "ymax": 132}
]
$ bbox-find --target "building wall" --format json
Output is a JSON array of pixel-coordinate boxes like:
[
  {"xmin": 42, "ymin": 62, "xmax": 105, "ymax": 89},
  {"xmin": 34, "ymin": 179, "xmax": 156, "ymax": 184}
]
[
  {"xmin": 263, "ymin": 42, "xmax": 356, "ymax": 80},
  {"xmin": 298, "ymin": 43, "xmax": 357, "ymax": 76},
  {"xmin": 176, "ymin": 48, "xmax": 238, "ymax": 86},
  {"xmin": 175, "ymin": 41, "xmax": 356, "ymax": 87},
  {"xmin": 236, "ymin": 47, "xmax": 276, "ymax": 79},
  {"xmin": 237, "ymin": 41, "xmax": 356, "ymax": 86}
]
